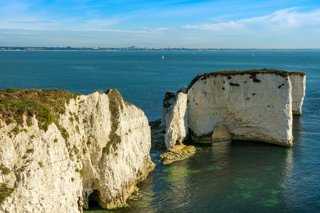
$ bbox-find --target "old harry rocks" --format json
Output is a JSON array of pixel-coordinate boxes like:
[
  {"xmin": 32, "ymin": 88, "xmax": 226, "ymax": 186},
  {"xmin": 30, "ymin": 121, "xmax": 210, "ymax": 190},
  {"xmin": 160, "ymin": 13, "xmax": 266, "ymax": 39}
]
[{"xmin": 163, "ymin": 69, "xmax": 306, "ymax": 148}]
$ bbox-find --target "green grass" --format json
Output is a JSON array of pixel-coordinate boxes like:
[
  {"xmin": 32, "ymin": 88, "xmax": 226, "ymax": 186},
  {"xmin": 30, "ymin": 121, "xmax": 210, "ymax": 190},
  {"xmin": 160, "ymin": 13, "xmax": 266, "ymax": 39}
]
[
  {"xmin": 26, "ymin": 148, "xmax": 34, "ymax": 154},
  {"xmin": 0, "ymin": 89, "xmax": 78, "ymax": 131},
  {"xmin": 0, "ymin": 183, "xmax": 14, "ymax": 204},
  {"xmin": 75, "ymin": 168, "xmax": 84, "ymax": 177},
  {"xmin": 0, "ymin": 165, "xmax": 10, "ymax": 175},
  {"xmin": 38, "ymin": 161, "xmax": 43, "ymax": 167}
]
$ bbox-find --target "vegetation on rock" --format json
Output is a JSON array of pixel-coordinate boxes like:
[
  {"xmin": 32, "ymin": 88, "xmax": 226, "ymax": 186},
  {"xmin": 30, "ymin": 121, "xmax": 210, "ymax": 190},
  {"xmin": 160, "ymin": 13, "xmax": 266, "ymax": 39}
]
[
  {"xmin": 0, "ymin": 165, "xmax": 10, "ymax": 175},
  {"xmin": 188, "ymin": 69, "xmax": 305, "ymax": 90},
  {"xmin": 0, "ymin": 183, "xmax": 14, "ymax": 204},
  {"xmin": 0, "ymin": 89, "xmax": 78, "ymax": 131},
  {"xmin": 103, "ymin": 89, "xmax": 123, "ymax": 154},
  {"xmin": 160, "ymin": 145, "xmax": 196, "ymax": 165}
]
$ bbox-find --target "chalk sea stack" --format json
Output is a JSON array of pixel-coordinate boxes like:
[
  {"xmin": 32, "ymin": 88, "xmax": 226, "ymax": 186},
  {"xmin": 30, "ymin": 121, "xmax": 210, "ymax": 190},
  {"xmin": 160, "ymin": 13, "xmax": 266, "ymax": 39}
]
[
  {"xmin": 0, "ymin": 89, "xmax": 154, "ymax": 212},
  {"xmin": 0, "ymin": 69, "xmax": 307, "ymax": 210},
  {"xmin": 163, "ymin": 69, "xmax": 306, "ymax": 150},
  {"xmin": 289, "ymin": 73, "xmax": 306, "ymax": 115}
]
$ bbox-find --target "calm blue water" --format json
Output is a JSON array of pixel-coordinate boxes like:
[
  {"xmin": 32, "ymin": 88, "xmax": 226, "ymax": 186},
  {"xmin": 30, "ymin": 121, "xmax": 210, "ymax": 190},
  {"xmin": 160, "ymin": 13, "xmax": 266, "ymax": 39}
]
[{"xmin": 0, "ymin": 50, "xmax": 319, "ymax": 212}]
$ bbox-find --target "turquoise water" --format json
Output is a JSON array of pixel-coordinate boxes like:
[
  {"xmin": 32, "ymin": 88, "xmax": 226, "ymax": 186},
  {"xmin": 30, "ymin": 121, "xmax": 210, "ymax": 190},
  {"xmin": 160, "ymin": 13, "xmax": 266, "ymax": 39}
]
[{"xmin": 0, "ymin": 50, "xmax": 319, "ymax": 212}]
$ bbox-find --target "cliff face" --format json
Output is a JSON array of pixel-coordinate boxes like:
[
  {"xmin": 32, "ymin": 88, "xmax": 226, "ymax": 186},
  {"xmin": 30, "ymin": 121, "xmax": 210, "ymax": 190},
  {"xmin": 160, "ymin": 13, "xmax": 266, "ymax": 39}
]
[
  {"xmin": 289, "ymin": 73, "xmax": 306, "ymax": 115},
  {"xmin": 163, "ymin": 90, "xmax": 188, "ymax": 148},
  {"xmin": 188, "ymin": 71, "xmax": 293, "ymax": 146},
  {"xmin": 0, "ymin": 89, "xmax": 154, "ymax": 212},
  {"xmin": 160, "ymin": 89, "xmax": 195, "ymax": 164},
  {"xmin": 163, "ymin": 70, "xmax": 306, "ymax": 148}
]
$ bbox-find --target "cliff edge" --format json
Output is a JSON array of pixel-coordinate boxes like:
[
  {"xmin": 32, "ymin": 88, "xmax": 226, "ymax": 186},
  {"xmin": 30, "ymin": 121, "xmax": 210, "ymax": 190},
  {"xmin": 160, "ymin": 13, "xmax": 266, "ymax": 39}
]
[{"xmin": 0, "ymin": 89, "xmax": 154, "ymax": 212}]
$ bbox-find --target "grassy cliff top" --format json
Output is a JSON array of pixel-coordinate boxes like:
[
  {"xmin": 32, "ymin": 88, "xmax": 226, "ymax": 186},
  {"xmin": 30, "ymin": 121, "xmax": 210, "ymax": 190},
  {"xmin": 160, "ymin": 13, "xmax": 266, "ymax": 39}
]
[
  {"xmin": 0, "ymin": 89, "xmax": 78, "ymax": 130},
  {"xmin": 187, "ymin": 69, "xmax": 306, "ymax": 90}
]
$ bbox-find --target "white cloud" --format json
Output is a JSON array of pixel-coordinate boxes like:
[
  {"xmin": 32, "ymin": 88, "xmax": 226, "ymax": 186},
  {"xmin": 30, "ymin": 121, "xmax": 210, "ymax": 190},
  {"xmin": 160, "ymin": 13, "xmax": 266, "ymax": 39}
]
[
  {"xmin": 182, "ymin": 8, "xmax": 320, "ymax": 33},
  {"xmin": 0, "ymin": 17, "xmax": 119, "ymax": 31},
  {"xmin": 183, "ymin": 21, "xmax": 243, "ymax": 31},
  {"xmin": 153, "ymin": 27, "xmax": 169, "ymax": 31}
]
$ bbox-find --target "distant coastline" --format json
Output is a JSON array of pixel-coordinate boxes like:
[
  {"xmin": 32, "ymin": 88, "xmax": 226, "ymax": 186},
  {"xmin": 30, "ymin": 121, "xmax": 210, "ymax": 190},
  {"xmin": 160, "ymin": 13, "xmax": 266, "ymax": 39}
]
[{"xmin": 1, "ymin": 46, "xmax": 320, "ymax": 51}]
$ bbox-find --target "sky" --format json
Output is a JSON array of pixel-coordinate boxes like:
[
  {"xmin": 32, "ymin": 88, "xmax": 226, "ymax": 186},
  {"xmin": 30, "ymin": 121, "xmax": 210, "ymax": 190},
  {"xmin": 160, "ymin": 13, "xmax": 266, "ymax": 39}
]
[{"xmin": 0, "ymin": 0, "xmax": 320, "ymax": 48}]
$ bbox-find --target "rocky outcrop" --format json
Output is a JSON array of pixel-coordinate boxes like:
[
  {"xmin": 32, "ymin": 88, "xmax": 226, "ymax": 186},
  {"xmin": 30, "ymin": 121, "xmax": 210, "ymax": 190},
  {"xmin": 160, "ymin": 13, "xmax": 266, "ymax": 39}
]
[
  {"xmin": 151, "ymin": 119, "xmax": 196, "ymax": 165},
  {"xmin": 160, "ymin": 145, "xmax": 196, "ymax": 165},
  {"xmin": 289, "ymin": 73, "xmax": 306, "ymax": 115},
  {"xmin": 0, "ymin": 89, "xmax": 154, "ymax": 212},
  {"xmin": 188, "ymin": 70, "xmax": 294, "ymax": 146},
  {"xmin": 160, "ymin": 89, "xmax": 196, "ymax": 165},
  {"xmin": 163, "ymin": 69, "xmax": 306, "ymax": 148},
  {"xmin": 163, "ymin": 89, "xmax": 188, "ymax": 148}
]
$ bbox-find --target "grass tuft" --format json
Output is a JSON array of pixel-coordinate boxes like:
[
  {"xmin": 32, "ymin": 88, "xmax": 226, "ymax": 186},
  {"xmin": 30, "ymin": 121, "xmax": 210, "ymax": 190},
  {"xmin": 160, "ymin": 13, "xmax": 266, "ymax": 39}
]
[
  {"xmin": 0, "ymin": 89, "xmax": 78, "ymax": 132},
  {"xmin": 38, "ymin": 161, "xmax": 43, "ymax": 167},
  {"xmin": 0, "ymin": 183, "xmax": 14, "ymax": 204},
  {"xmin": 0, "ymin": 165, "xmax": 10, "ymax": 175}
]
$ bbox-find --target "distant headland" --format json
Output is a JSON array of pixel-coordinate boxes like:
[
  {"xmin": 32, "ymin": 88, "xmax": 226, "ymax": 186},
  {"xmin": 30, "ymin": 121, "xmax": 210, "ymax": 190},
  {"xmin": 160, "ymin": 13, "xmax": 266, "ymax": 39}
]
[{"xmin": 1, "ymin": 46, "xmax": 319, "ymax": 51}]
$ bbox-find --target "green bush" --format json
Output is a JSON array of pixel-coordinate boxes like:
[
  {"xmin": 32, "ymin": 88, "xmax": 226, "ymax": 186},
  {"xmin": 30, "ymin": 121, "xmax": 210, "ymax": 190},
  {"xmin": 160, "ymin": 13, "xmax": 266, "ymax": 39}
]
[
  {"xmin": 0, "ymin": 89, "xmax": 78, "ymax": 131},
  {"xmin": 0, "ymin": 165, "xmax": 10, "ymax": 175},
  {"xmin": 0, "ymin": 183, "xmax": 14, "ymax": 204}
]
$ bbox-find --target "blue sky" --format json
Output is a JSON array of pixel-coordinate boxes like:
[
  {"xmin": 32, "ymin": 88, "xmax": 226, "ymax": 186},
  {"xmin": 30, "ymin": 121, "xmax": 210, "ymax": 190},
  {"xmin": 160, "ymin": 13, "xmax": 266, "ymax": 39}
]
[{"xmin": 0, "ymin": 0, "xmax": 320, "ymax": 48}]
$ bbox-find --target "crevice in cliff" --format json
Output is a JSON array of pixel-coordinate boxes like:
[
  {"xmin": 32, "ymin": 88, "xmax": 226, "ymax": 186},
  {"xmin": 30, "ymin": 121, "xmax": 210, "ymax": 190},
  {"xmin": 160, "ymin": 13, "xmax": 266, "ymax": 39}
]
[
  {"xmin": 163, "ymin": 91, "xmax": 176, "ymax": 112},
  {"xmin": 102, "ymin": 89, "xmax": 123, "ymax": 154},
  {"xmin": 229, "ymin": 82, "xmax": 240, "ymax": 87}
]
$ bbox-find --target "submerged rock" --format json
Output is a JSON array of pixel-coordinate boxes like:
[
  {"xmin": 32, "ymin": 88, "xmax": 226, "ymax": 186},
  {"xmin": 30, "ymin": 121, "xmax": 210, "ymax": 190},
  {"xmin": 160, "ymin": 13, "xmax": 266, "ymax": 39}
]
[
  {"xmin": 160, "ymin": 145, "xmax": 196, "ymax": 165},
  {"xmin": 150, "ymin": 120, "xmax": 195, "ymax": 165},
  {"xmin": 163, "ymin": 69, "xmax": 306, "ymax": 147},
  {"xmin": 0, "ymin": 89, "xmax": 154, "ymax": 212}
]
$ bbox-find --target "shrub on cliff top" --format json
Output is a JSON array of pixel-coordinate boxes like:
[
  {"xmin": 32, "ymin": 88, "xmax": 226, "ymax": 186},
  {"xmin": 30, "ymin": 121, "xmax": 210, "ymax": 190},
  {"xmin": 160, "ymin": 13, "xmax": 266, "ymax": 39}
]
[{"xmin": 0, "ymin": 89, "xmax": 77, "ymax": 131}]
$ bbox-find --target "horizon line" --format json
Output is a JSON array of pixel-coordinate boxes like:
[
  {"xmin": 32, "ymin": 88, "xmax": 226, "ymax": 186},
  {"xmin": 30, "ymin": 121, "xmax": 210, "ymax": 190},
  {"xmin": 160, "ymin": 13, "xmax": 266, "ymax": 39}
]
[{"xmin": 1, "ymin": 46, "xmax": 320, "ymax": 50}]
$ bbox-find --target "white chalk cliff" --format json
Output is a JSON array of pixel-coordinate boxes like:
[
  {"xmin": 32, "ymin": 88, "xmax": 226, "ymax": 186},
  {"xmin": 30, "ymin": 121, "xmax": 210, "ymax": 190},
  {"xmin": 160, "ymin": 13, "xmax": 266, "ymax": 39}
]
[
  {"xmin": 289, "ymin": 73, "xmax": 306, "ymax": 115},
  {"xmin": 163, "ymin": 89, "xmax": 188, "ymax": 148},
  {"xmin": 163, "ymin": 70, "xmax": 306, "ymax": 147},
  {"xmin": 0, "ymin": 89, "xmax": 154, "ymax": 212}
]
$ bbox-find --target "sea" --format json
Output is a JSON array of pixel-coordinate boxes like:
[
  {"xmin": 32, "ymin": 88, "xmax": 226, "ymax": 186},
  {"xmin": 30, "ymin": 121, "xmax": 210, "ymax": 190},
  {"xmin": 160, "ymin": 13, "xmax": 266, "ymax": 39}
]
[{"xmin": 0, "ymin": 50, "xmax": 319, "ymax": 212}]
